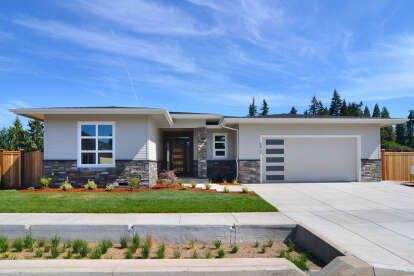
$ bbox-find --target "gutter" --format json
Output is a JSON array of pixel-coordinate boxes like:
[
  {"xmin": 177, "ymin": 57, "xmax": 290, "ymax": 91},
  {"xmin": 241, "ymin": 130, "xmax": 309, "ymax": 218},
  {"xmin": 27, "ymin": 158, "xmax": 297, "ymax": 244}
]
[{"xmin": 219, "ymin": 121, "xmax": 239, "ymax": 181}]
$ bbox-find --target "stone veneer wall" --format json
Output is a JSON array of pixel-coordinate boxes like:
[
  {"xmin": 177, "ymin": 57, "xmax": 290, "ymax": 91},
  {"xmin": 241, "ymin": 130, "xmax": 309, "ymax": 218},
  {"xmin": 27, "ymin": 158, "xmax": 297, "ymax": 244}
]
[
  {"xmin": 361, "ymin": 159, "xmax": 381, "ymax": 182},
  {"xmin": 196, "ymin": 127, "xmax": 208, "ymax": 178},
  {"xmin": 238, "ymin": 160, "xmax": 260, "ymax": 183},
  {"xmin": 44, "ymin": 160, "xmax": 157, "ymax": 187},
  {"xmin": 207, "ymin": 160, "xmax": 237, "ymax": 182}
]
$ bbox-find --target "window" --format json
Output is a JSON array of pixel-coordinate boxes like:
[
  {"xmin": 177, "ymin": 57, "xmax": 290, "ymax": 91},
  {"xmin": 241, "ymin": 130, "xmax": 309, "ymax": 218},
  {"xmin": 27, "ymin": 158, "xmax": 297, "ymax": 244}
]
[
  {"xmin": 213, "ymin": 133, "xmax": 227, "ymax": 158},
  {"xmin": 78, "ymin": 122, "xmax": 115, "ymax": 167}
]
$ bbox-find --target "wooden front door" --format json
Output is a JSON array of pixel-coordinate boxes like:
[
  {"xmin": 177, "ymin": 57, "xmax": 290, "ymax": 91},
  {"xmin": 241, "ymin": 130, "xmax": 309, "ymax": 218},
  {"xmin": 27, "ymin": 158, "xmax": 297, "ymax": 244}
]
[{"xmin": 167, "ymin": 138, "xmax": 192, "ymax": 176}]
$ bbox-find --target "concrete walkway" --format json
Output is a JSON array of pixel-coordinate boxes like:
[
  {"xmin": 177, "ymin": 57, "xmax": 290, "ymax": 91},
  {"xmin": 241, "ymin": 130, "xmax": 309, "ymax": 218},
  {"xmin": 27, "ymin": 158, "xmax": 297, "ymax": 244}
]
[
  {"xmin": 0, "ymin": 212, "xmax": 292, "ymax": 227},
  {"xmin": 248, "ymin": 182, "xmax": 414, "ymax": 272}
]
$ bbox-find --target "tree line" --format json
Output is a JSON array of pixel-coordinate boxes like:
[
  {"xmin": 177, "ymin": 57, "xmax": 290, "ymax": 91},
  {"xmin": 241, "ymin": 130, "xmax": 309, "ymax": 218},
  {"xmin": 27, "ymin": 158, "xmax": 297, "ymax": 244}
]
[
  {"xmin": 247, "ymin": 90, "xmax": 414, "ymax": 151},
  {"xmin": 0, "ymin": 118, "xmax": 44, "ymax": 151}
]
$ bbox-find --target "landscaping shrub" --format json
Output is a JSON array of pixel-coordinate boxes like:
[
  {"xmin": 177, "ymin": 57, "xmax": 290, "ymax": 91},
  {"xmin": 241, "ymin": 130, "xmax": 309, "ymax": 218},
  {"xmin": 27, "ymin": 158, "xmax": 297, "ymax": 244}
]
[
  {"xmin": 141, "ymin": 244, "xmax": 150, "ymax": 259},
  {"xmin": 223, "ymin": 186, "xmax": 230, "ymax": 193},
  {"xmin": 259, "ymin": 244, "xmax": 266, "ymax": 254},
  {"xmin": 241, "ymin": 186, "xmax": 249, "ymax": 193},
  {"xmin": 125, "ymin": 248, "xmax": 134, "ymax": 259},
  {"xmin": 156, "ymin": 243, "xmax": 165, "ymax": 259},
  {"xmin": 132, "ymin": 233, "xmax": 140, "ymax": 249},
  {"xmin": 90, "ymin": 246, "xmax": 102, "ymax": 259},
  {"xmin": 177, "ymin": 178, "xmax": 184, "ymax": 186},
  {"xmin": 34, "ymin": 248, "xmax": 43, "ymax": 258},
  {"xmin": 13, "ymin": 238, "xmax": 24, "ymax": 252},
  {"xmin": 279, "ymin": 249, "xmax": 309, "ymax": 271},
  {"xmin": 24, "ymin": 235, "xmax": 35, "ymax": 249},
  {"xmin": 217, "ymin": 248, "xmax": 225, "ymax": 258},
  {"xmin": 129, "ymin": 177, "xmax": 140, "ymax": 189},
  {"xmin": 213, "ymin": 240, "xmax": 222, "ymax": 249},
  {"xmin": 158, "ymin": 170, "xmax": 177, "ymax": 185},
  {"xmin": 265, "ymin": 239, "xmax": 274, "ymax": 248},
  {"xmin": 0, "ymin": 236, "xmax": 8, "ymax": 253},
  {"xmin": 72, "ymin": 239, "xmax": 88, "ymax": 254},
  {"xmin": 287, "ymin": 240, "xmax": 295, "ymax": 252},
  {"xmin": 144, "ymin": 235, "xmax": 152, "ymax": 249},
  {"xmin": 204, "ymin": 249, "xmax": 212, "ymax": 259},
  {"xmin": 190, "ymin": 181, "xmax": 197, "ymax": 188},
  {"xmin": 204, "ymin": 182, "xmax": 211, "ymax": 190},
  {"xmin": 79, "ymin": 245, "xmax": 89, "ymax": 258},
  {"xmin": 50, "ymin": 236, "xmax": 60, "ymax": 248},
  {"xmin": 43, "ymin": 245, "xmax": 50, "ymax": 253},
  {"xmin": 60, "ymin": 179, "xmax": 73, "ymax": 191},
  {"xmin": 65, "ymin": 249, "xmax": 72, "ymax": 259},
  {"xmin": 99, "ymin": 239, "xmax": 112, "ymax": 254},
  {"xmin": 105, "ymin": 184, "xmax": 114, "ymax": 191},
  {"xmin": 50, "ymin": 246, "xmax": 59, "ymax": 258},
  {"xmin": 191, "ymin": 250, "xmax": 198, "ymax": 259},
  {"xmin": 223, "ymin": 180, "xmax": 228, "ymax": 185},
  {"xmin": 232, "ymin": 179, "xmax": 238, "ymax": 185},
  {"xmin": 39, "ymin": 177, "xmax": 52, "ymax": 189},
  {"xmin": 84, "ymin": 179, "xmax": 97, "ymax": 190},
  {"xmin": 173, "ymin": 249, "xmax": 181, "ymax": 259},
  {"xmin": 119, "ymin": 237, "xmax": 128, "ymax": 249},
  {"xmin": 230, "ymin": 244, "xmax": 238, "ymax": 253}
]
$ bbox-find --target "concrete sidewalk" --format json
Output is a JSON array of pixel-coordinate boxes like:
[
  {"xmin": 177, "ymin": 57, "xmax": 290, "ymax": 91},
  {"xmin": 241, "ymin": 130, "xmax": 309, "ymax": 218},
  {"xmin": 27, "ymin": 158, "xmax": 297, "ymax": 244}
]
[
  {"xmin": 0, "ymin": 212, "xmax": 292, "ymax": 227},
  {"xmin": 248, "ymin": 182, "xmax": 414, "ymax": 272}
]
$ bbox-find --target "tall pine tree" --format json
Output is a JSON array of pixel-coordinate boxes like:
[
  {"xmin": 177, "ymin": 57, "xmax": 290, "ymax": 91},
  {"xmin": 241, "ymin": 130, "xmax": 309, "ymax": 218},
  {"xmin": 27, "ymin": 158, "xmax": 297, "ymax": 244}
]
[
  {"xmin": 372, "ymin": 104, "xmax": 381, "ymax": 118},
  {"xmin": 8, "ymin": 117, "xmax": 27, "ymax": 151},
  {"xmin": 260, "ymin": 99, "xmax": 269, "ymax": 116},
  {"xmin": 27, "ymin": 120, "xmax": 44, "ymax": 151},
  {"xmin": 340, "ymin": 100, "xmax": 349, "ymax": 116},
  {"xmin": 328, "ymin": 90, "xmax": 342, "ymax": 116},
  {"xmin": 407, "ymin": 110, "xmax": 414, "ymax": 148},
  {"xmin": 289, "ymin": 106, "xmax": 298, "ymax": 115},
  {"xmin": 0, "ymin": 127, "xmax": 9, "ymax": 150},
  {"xmin": 363, "ymin": 106, "xmax": 371, "ymax": 117},
  {"xmin": 248, "ymin": 98, "xmax": 257, "ymax": 117},
  {"xmin": 380, "ymin": 107, "xmax": 395, "ymax": 148},
  {"xmin": 395, "ymin": 123, "xmax": 406, "ymax": 146}
]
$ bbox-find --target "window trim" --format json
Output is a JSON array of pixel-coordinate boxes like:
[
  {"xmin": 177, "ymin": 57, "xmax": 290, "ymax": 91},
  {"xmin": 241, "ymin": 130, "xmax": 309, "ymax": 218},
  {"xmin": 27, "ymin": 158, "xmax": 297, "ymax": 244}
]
[
  {"xmin": 77, "ymin": 121, "xmax": 116, "ymax": 168},
  {"xmin": 213, "ymin": 133, "xmax": 227, "ymax": 159}
]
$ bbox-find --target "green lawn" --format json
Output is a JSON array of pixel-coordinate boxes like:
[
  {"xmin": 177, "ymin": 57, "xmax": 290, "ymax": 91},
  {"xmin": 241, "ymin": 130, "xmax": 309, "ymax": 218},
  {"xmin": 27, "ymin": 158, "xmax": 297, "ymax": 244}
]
[{"xmin": 0, "ymin": 190, "xmax": 277, "ymax": 213}]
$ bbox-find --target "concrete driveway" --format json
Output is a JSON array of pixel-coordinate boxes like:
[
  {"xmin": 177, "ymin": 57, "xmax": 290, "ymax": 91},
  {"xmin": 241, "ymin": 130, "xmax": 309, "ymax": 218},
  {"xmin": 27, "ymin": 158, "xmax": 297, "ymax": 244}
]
[{"xmin": 248, "ymin": 182, "xmax": 414, "ymax": 272}]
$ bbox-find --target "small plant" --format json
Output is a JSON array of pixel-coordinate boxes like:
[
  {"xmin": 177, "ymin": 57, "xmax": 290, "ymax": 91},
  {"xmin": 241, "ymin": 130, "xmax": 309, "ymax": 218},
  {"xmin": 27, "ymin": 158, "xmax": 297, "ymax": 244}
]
[
  {"xmin": 24, "ymin": 235, "xmax": 36, "ymax": 250},
  {"xmin": 60, "ymin": 178, "xmax": 73, "ymax": 191},
  {"xmin": 293, "ymin": 253, "xmax": 309, "ymax": 271},
  {"xmin": 190, "ymin": 181, "xmax": 197, "ymax": 188},
  {"xmin": 141, "ymin": 244, "xmax": 150, "ymax": 259},
  {"xmin": 253, "ymin": 240, "xmax": 259, "ymax": 248},
  {"xmin": 129, "ymin": 177, "xmax": 140, "ymax": 189},
  {"xmin": 0, "ymin": 236, "xmax": 8, "ymax": 253},
  {"xmin": 259, "ymin": 244, "xmax": 266, "ymax": 254},
  {"xmin": 132, "ymin": 233, "xmax": 140, "ymax": 249},
  {"xmin": 230, "ymin": 244, "xmax": 238, "ymax": 253},
  {"xmin": 191, "ymin": 250, "xmax": 198, "ymax": 259},
  {"xmin": 125, "ymin": 248, "xmax": 134, "ymax": 259},
  {"xmin": 12, "ymin": 238, "xmax": 23, "ymax": 252},
  {"xmin": 144, "ymin": 235, "xmax": 152, "ymax": 249},
  {"xmin": 156, "ymin": 243, "xmax": 165, "ymax": 259},
  {"xmin": 90, "ymin": 246, "xmax": 103, "ymax": 259},
  {"xmin": 213, "ymin": 240, "xmax": 222, "ymax": 249},
  {"xmin": 50, "ymin": 246, "xmax": 59, "ymax": 258},
  {"xmin": 65, "ymin": 249, "xmax": 72, "ymax": 259},
  {"xmin": 79, "ymin": 244, "xmax": 89, "ymax": 258},
  {"xmin": 84, "ymin": 179, "xmax": 97, "ymax": 190},
  {"xmin": 99, "ymin": 239, "xmax": 113, "ymax": 254},
  {"xmin": 223, "ymin": 186, "xmax": 230, "ymax": 193},
  {"xmin": 34, "ymin": 248, "xmax": 43, "ymax": 258},
  {"xmin": 72, "ymin": 239, "xmax": 87, "ymax": 254},
  {"xmin": 241, "ymin": 186, "xmax": 249, "ymax": 193},
  {"xmin": 158, "ymin": 170, "xmax": 177, "ymax": 185},
  {"xmin": 204, "ymin": 182, "xmax": 211, "ymax": 190},
  {"xmin": 188, "ymin": 239, "xmax": 196, "ymax": 249},
  {"xmin": 44, "ymin": 245, "xmax": 50, "ymax": 253},
  {"xmin": 223, "ymin": 180, "xmax": 228, "ymax": 185},
  {"xmin": 64, "ymin": 242, "xmax": 72, "ymax": 249},
  {"xmin": 119, "ymin": 237, "xmax": 128, "ymax": 249},
  {"xmin": 177, "ymin": 178, "xmax": 184, "ymax": 186},
  {"xmin": 265, "ymin": 239, "xmax": 274, "ymax": 248},
  {"xmin": 232, "ymin": 179, "xmax": 238, "ymax": 185},
  {"xmin": 40, "ymin": 177, "xmax": 52, "ymax": 189},
  {"xmin": 105, "ymin": 184, "xmax": 114, "ymax": 191},
  {"xmin": 217, "ymin": 248, "xmax": 225, "ymax": 258},
  {"xmin": 50, "ymin": 235, "xmax": 60, "ymax": 248},
  {"xmin": 287, "ymin": 240, "xmax": 295, "ymax": 252},
  {"xmin": 173, "ymin": 249, "xmax": 181, "ymax": 259},
  {"xmin": 204, "ymin": 249, "xmax": 212, "ymax": 259}
]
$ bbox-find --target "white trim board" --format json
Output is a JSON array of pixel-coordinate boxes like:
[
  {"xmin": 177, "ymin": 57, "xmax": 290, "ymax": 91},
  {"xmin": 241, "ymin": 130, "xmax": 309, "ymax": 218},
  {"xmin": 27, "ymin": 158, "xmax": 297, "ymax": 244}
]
[{"xmin": 259, "ymin": 135, "xmax": 361, "ymax": 183}]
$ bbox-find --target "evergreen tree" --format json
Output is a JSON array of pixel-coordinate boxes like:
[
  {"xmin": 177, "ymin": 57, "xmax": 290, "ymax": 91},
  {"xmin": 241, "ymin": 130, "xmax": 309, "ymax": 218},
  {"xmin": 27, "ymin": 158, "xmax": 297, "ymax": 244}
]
[
  {"xmin": 260, "ymin": 99, "xmax": 269, "ymax": 116},
  {"xmin": 27, "ymin": 120, "xmax": 44, "ymax": 151},
  {"xmin": 363, "ymin": 106, "xmax": 371, "ymax": 117},
  {"xmin": 248, "ymin": 98, "xmax": 257, "ymax": 117},
  {"xmin": 347, "ymin": 101, "xmax": 363, "ymax": 117},
  {"xmin": 380, "ymin": 107, "xmax": 395, "ymax": 148},
  {"xmin": 328, "ymin": 90, "xmax": 342, "ymax": 116},
  {"xmin": 8, "ymin": 117, "xmax": 28, "ymax": 151},
  {"xmin": 372, "ymin": 104, "xmax": 381, "ymax": 118},
  {"xmin": 308, "ymin": 96, "xmax": 320, "ymax": 116},
  {"xmin": 0, "ymin": 127, "xmax": 9, "ymax": 150},
  {"xmin": 395, "ymin": 123, "xmax": 406, "ymax": 146},
  {"xmin": 340, "ymin": 100, "xmax": 349, "ymax": 116},
  {"xmin": 407, "ymin": 110, "xmax": 414, "ymax": 148},
  {"xmin": 289, "ymin": 106, "xmax": 298, "ymax": 115}
]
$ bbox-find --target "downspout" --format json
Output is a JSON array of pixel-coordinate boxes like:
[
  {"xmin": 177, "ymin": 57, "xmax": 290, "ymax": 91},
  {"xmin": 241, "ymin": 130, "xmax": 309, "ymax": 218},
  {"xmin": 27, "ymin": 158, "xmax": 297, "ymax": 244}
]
[{"xmin": 219, "ymin": 121, "xmax": 239, "ymax": 181}]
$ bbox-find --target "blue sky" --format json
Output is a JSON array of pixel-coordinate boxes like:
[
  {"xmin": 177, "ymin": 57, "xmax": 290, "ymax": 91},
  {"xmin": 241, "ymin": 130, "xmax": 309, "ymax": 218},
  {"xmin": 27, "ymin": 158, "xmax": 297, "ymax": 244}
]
[{"xmin": 1, "ymin": 0, "xmax": 414, "ymax": 127}]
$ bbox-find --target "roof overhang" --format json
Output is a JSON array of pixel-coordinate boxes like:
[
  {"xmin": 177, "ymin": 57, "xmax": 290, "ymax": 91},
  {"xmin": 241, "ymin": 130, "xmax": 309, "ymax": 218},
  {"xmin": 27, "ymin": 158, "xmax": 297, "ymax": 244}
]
[
  {"xmin": 171, "ymin": 113, "xmax": 223, "ymax": 120},
  {"xmin": 9, "ymin": 108, "xmax": 174, "ymax": 126},
  {"xmin": 222, "ymin": 117, "xmax": 408, "ymax": 127}
]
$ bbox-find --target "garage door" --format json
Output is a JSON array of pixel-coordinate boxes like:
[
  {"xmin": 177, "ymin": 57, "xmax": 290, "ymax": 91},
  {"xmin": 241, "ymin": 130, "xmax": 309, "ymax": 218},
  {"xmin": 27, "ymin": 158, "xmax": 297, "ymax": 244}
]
[{"xmin": 261, "ymin": 136, "xmax": 359, "ymax": 183}]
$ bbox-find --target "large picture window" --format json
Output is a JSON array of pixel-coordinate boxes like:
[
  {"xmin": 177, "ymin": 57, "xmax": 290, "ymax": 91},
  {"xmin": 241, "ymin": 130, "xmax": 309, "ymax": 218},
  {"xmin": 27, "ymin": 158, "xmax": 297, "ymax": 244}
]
[
  {"xmin": 78, "ymin": 122, "xmax": 115, "ymax": 167},
  {"xmin": 213, "ymin": 133, "xmax": 227, "ymax": 159}
]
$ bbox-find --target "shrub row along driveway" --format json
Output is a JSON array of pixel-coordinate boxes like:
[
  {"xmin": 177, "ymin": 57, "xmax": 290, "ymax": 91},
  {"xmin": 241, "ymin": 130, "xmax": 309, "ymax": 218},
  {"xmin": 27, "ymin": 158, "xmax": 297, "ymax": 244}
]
[
  {"xmin": 0, "ymin": 190, "xmax": 276, "ymax": 213},
  {"xmin": 248, "ymin": 182, "xmax": 414, "ymax": 272}
]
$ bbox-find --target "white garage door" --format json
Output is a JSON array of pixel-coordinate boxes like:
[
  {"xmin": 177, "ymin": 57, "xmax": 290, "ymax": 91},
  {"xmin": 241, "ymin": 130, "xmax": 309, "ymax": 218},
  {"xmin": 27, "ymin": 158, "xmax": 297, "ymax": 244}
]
[{"xmin": 261, "ymin": 136, "xmax": 359, "ymax": 183}]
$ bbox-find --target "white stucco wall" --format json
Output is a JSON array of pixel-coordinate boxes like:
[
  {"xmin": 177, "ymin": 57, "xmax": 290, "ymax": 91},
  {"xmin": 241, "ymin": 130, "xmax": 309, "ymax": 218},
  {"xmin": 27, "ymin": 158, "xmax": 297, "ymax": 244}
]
[
  {"xmin": 44, "ymin": 115, "xmax": 149, "ymax": 160},
  {"xmin": 147, "ymin": 120, "xmax": 161, "ymax": 161},
  {"xmin": 239, "ymin": 124, "xmax": 380, "ymax": 160}
]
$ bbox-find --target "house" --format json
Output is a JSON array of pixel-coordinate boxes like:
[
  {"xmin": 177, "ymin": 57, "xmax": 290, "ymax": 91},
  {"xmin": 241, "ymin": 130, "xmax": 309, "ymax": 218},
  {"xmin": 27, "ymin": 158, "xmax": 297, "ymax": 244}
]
[{"xmin": 11, "ymin": 107, "xmax": 406, "ymax": 186}]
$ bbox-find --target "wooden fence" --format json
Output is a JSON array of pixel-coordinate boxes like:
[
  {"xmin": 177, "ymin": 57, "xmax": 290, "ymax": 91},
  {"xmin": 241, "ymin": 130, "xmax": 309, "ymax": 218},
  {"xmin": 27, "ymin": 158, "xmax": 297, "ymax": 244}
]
[
  {"xmin": 381, "ymin": 150, "xmax": 414, "ymax": 182},
  {"xmin": 0, "ymin": 150, "xmax": 43, "ymax": 188}
]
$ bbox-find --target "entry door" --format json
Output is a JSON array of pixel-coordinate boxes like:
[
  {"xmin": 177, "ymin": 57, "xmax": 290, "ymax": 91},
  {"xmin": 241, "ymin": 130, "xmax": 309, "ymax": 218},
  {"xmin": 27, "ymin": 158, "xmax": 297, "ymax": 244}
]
[
  {"xmin": 169, "ymin": 140, "xmax": 191, "ymax": 176},
  {"xmin": 262, "ymin": 138, "xmax": 285, "ymax": 183}
]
